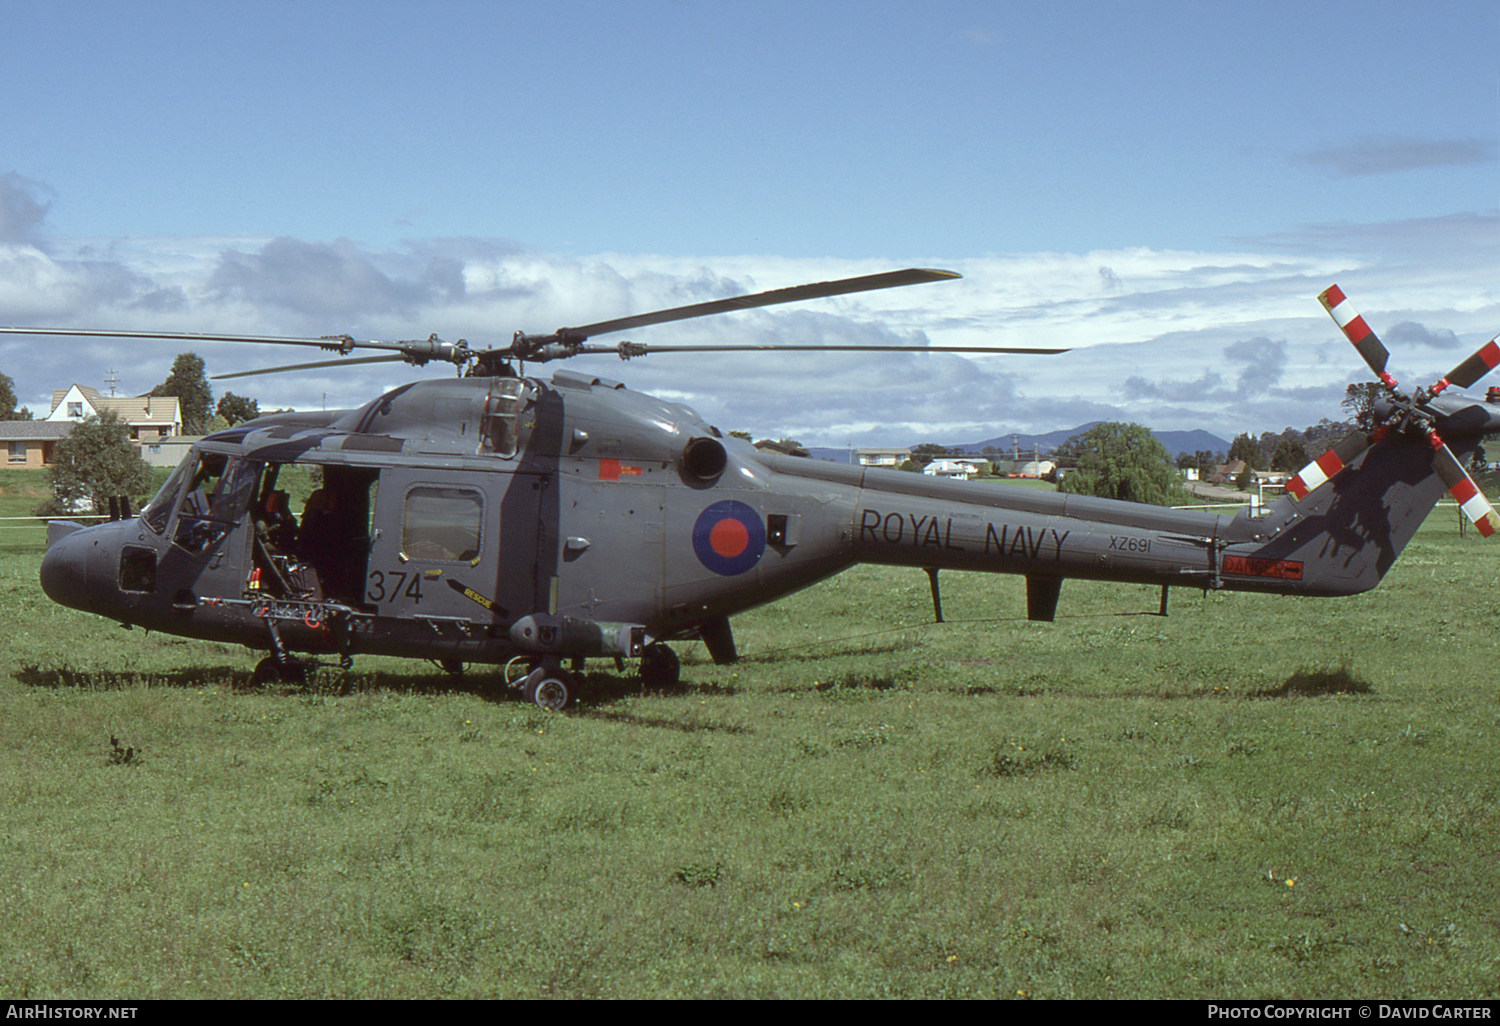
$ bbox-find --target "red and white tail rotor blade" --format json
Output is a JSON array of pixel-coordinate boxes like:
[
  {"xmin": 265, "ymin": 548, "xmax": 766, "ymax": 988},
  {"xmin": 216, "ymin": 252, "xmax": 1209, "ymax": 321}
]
[
  {"xmin": 1286, "ymin": 427, "xmax": 1389, "ymax": 500},
  {"xmin": 1319, "ymin": 285, "xmax": 1398, "ymax": 389},
  {"xmin": 1429, "ymin": 439, "xmax": 1499, "ymax": 537},
  {"xmin": 1430, "ymin": 335, "xmax": 1500, "ymax": 396}
]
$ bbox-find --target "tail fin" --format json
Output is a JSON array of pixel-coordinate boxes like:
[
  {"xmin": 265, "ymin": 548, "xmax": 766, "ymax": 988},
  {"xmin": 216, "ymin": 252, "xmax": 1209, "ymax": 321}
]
[{"xmin": 1220, "ymin": 430, "xmax": 1479, "ymax": 596}]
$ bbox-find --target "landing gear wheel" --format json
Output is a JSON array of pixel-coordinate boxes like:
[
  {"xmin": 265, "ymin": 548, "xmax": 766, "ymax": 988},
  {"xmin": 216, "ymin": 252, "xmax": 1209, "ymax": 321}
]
[
  {"xmin": 251, "ymin": 656, "xmax": 309, "ymax": 686},
  {"xmin": 440, "ymin": 658, "xmax": 464, "ymax": 678},
  {"xmin": 639, "ymin": 643, "xmax": 681, "ymax": 689},
  {"xmin": 521, "ymin": 665, "xmax": 573, "ymax": 711}
]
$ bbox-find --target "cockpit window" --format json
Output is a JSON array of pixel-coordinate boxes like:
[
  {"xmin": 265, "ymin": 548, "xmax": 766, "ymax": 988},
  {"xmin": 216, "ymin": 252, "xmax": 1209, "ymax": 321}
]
[
  {"xmin": 172, "ymin": 454, "xmax": 260, "ymax": 553},
  {"xmin": 480, "ymin": 378, "xmax": 527, "ymax": 458},
  {"xmin": 141, "ymin": 455, "xmax": 194, "ymax": 535}
]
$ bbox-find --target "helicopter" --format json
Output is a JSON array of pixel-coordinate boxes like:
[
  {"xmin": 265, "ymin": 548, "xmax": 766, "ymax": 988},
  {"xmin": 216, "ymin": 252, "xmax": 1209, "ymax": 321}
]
[{"xmin": 5, "ymin": 271, "xmax": 1499, "ymax": 710}]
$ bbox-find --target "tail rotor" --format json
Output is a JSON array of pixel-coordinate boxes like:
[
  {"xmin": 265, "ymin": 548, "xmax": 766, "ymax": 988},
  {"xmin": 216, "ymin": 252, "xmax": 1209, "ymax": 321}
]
[{"xmin": 1287, "ymin": 285, "xmax": 1500, "ymax": 537}]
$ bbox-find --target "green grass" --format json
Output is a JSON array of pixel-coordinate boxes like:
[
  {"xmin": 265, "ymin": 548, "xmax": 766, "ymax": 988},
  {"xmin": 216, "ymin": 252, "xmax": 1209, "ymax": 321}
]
[
  {"xmin": 0, "ymin": 510, "xmax": 1496, "ymax": 998},
  {"xmin": 0, "ymin": 470, "xmax": 54, "ymax": 551}
]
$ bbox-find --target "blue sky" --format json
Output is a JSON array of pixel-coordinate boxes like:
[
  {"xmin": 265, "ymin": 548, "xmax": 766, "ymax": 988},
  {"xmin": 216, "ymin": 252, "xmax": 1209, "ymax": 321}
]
[{"xmin": 1, "ymin": 0, "xmax": 1495, "ymax": 446}]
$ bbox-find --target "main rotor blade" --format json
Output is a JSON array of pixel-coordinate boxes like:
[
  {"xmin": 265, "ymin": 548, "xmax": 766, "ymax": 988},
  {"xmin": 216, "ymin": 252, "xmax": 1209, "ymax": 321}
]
[
  {"xmin": 212, "ymin": 354, "xmax": 411, "ymax": 380},
  {"xmin": 1319, "ymin": 285, "xmax": 1396, "ymax": 387},
  {"xmin": 554, "ymin": 268, "xmax": 961, "ymax": 341},
  {"xmin": 0, "ymin": 326, "xmax": 467, "ymax": 367},
  {"xmin": 0, "ymin": 326, "xmax": 358, "ymax": 348},
  {"xmin": 1430, "ymin": 441, "xmax": 1498, "ymax": 537},
  {"xmin": 596, "ymin": 342, "xmax": 1068, "ymax": 359}
]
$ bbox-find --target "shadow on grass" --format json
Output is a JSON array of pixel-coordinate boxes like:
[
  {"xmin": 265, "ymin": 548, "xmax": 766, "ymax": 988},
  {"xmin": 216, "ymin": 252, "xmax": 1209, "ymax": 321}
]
[
  {"xmin": 581, "ymin": 707, "xmax": 752, "ymax": 734},
  {"xmin": 13, "ymin": 663, "xmax": 253, "ymax": 691},
  {"xmin": 10, "ymin": 660, "xmax": 737, "ymax": 711},
  {"xmin": 733, "ymin": 639, "xmax": 912, "ymax": 665},
  {"xmin": 1253, "ymin": 663, "xmax": 1373, "ymax": 698}
]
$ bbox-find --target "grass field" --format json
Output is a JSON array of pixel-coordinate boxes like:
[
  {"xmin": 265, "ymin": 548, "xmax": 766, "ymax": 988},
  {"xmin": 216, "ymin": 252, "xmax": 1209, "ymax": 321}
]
[{"xmin": 1, "ymin": 469, "xmax": 1496, "ymax": 998}]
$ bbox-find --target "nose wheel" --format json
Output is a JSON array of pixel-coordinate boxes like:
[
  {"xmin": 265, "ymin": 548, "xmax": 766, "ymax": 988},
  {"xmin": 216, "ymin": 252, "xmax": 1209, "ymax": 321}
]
[{"xmin": 250, "ymin": 655, "xmax": 310, "ymax": 686}]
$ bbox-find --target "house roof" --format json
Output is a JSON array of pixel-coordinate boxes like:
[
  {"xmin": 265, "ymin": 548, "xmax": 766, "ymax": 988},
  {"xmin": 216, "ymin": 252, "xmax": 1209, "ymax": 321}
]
[
  {"xmin": 0, "ymin": 420, "xmax": 74, "ymax": 440},
  {"xmin": 48, "ymin": 385, "xmax": 180, "ymax": 426},
  {"xmin": 50, "ymin": 385, "xmax": 102, "ymax": 410}
]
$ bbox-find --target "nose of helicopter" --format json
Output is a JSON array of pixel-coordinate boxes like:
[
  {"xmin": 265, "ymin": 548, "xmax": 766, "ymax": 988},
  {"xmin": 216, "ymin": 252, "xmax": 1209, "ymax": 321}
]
[{"xmin": 39, "ymin": 521, "xmax": 100, "ymax": 612}]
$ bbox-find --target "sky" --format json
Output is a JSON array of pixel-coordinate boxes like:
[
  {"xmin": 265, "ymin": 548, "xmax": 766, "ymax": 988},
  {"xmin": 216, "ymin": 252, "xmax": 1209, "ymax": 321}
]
[{"xmin": 0, "ymin": 0, "xmax": 1495, "ymax": 448}]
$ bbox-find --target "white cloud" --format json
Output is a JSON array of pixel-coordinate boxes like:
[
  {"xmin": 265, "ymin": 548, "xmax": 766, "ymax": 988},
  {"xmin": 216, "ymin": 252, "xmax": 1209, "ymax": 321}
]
[{"xmin": 1, "ymin": 212, "xmax": 1495, "ymax": 443}]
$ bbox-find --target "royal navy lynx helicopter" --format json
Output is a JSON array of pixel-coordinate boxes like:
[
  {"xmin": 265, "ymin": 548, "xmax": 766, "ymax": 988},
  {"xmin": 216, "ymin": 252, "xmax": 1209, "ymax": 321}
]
[{"xmin": 7, "ymin": 271, "xmax": 1499, "ymax": 709}]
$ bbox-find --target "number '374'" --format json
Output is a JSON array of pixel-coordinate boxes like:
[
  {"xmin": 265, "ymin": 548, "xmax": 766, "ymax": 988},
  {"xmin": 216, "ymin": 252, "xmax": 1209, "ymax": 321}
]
[{"xmin": 367, "ymin": 570, "xmax": 423, "ymax": 604}]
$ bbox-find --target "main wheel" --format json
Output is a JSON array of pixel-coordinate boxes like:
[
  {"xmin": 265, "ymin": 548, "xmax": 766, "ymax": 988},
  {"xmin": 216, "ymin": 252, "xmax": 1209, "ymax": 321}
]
[
  {"xmin": 639, "ymin": 643, "xmax": 681, "ymax": 689},
  {"xmin": 522, "ymin": 666, "xmax": 572, "ymax": 711},
  {"xmin": 251, "ymin": 656, "xmax": 309, "ymax": 686}
]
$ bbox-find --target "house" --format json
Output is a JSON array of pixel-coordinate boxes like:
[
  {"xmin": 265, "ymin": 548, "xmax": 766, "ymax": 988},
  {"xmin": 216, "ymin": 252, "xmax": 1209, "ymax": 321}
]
[
  {"xmin": 47, "ymin": 385, "xmax": 182, "ymax": 442},
  {"xmin": 139, "ymin": 434, "xmax": 200, "ymax": 468},
  {"xmin": 922, "ymin": 458, "xmax": 992, "ymax": 480},
  {"xmin": 0, "ymin": 384, "xmax": 185, "ymax": 471},
  {"xmin": 0, "ymin": 421, "xmax": 75, "ymax": 469},
  {"xmin": 1208, "ymin": 459, "xmax": 1247, "ymax": 486},
  {"xmin": 856, "ymin": 447, "xmax": 912, "ymax": 468},
  {"xmin": 1011, "ymin": 460, "xmax": 1055, "ymax": 479}
]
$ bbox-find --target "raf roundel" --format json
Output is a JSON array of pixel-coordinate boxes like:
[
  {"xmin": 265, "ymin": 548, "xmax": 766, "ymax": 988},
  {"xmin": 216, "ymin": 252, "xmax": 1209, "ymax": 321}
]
[{"xmin": 692, "ymin": 500, "xmax": 767, "ymax": 576}]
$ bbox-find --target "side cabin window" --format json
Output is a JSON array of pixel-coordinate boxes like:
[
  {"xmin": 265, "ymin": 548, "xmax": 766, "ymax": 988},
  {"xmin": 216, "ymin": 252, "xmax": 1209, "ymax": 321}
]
[
  {"xmin": 480, "ymin": 378, "xmax": 526, "ymax": 457},
  {"xmin": 401, "ymin": 487, "xmax": 482, "ymax": 562}
]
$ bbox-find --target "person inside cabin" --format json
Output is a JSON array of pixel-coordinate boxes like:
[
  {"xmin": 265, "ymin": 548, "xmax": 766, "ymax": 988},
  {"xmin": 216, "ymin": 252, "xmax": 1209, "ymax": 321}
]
[
  {"xmin": 254, "ymin": 489, "xmax": 298, "ymax": 553},
  {"xmin": 298, "ymin": 485, "xmax": 364, "ymax": 601}
]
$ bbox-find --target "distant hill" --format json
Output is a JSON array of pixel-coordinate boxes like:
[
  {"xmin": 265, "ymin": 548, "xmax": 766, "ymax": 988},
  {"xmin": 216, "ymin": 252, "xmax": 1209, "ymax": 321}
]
[
  {"xmin": 804, "ymin": 424, "xmax": 1231, "ymax": 464},
  {"xmin": 955, "ymin": 424, "xmax": 1232, "ymax": 459}
]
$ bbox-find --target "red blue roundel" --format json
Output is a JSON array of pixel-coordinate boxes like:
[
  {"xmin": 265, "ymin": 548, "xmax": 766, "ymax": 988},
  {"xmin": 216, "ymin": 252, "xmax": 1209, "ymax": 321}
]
[{"xmin": 692, "ymin": 500, "xmax": 766, "ymax": 575}]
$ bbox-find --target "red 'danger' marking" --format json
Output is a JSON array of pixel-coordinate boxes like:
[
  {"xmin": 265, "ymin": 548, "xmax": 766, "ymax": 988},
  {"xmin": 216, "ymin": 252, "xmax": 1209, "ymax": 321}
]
[{"xmin": 1222, "ymin": 555, "xmax": 1303, "ymax": 580}]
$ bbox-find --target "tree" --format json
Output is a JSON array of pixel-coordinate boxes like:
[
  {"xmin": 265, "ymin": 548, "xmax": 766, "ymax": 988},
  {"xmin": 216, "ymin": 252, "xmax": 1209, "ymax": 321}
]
[
  {"xmin": 1342, "ymin": 382, "xmax": 1383, "ymax": 428},
  {"xmin": 908, "ymin": 442, "xmax": 951, "ymax": 469},
  {"xmin": 1056, "ymin": 422, "xmax": 1189, "ymax": 506},
  {"xmin": 152, "ymin": 353, "xmax": 213, "ymax": 434},
  {"xmin": 216, "ymin": 392, "xmax": 260, "ymax": 426},
  {"xmin": 39, "ymin": 410, "xmax": 153, "ymax": 516},
  {"xmin": 0, "ymin": 371, "xmax": 32, "ymax": 420},
  {"xmin": 1227, "ymin": 432, "xmax": 1265, "ymax": 471},
  {"xmin": 1299, "ymin": 417, "xmax": 1353, "ymax": 456},
  {"xmin": 1270, "ymin": 435, "xmax": 1309, "ymax": 473}
]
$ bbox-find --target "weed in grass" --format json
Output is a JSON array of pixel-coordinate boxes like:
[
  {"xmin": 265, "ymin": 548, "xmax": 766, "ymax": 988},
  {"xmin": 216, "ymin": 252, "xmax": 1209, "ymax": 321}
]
[
  {"xmin": 106, "ymin": 735, "xmax": 140, "ymax": 767},
  {"xmin": 981, "ymin": 733, "xmax": 1074, "ymax": 778},
  {"xmin": 673, "ymin": 860, "xmax": 724, "ymax": 888}
]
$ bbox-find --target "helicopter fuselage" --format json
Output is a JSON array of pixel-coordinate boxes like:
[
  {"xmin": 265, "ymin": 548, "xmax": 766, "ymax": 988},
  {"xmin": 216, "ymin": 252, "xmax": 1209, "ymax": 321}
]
[{"xmin": 37, "ymin": 368, "xmax": 1496, "ymax": 676}]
